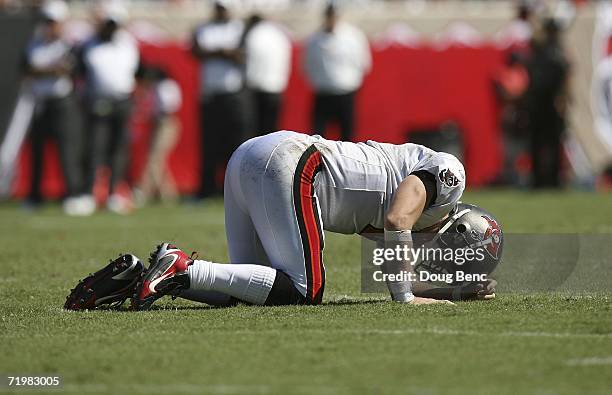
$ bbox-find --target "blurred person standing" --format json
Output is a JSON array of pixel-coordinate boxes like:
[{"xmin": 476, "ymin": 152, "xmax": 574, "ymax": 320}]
[
  {"xmin": 304, "ymin": 2, "xmax": 370, "ymax": 141},
  {"xmin": 133, "ymin": 66, "xmax": 181, "ymax": 206},
  {"xmin": 493, "ymin": 52, "xmax": 530, "ymax": 186},
  {"xmin": 525, "ymin": 19, "xmax": 570, "ymax": 189},
  {"xmin": 242, "ymin": 14, "xmax": 291, "ymax": 135},
  {"xmin": 192, "ymin": 0, "xmax": 251, "ymax": 198},
  {"xmin": 24, "ymin": 0, "xmax": 85, "ymax": 214},
  {"xmin": 78, "ymin": 0, "xmax": 139, "ymax": 213}
]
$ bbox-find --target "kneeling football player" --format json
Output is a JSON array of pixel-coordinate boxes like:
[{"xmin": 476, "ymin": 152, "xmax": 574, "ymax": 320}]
[{"xmin": 66, "ymin": 131, "xmax": 502, "ymax": 310}]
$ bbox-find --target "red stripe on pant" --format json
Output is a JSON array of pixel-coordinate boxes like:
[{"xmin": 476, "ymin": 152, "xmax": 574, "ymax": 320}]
[{"xmin": 293, "ymin": 145, "xmax": 325, "ymax": 304}]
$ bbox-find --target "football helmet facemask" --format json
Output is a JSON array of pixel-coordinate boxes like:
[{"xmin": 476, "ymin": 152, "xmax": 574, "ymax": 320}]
[{"xmin": 413, "ymin": 203, "xmax": 504, "ymax": 284}]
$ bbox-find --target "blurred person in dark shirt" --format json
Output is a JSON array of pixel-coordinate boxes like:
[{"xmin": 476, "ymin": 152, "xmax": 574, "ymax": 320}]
[
  {"xmin": 525, "ymin": 18, "xmax": 570, "ymax": 189},
  {"xmin": 494, "ymin": 52, "xmax": 530, "ymax": 186},
  {"xmin": 23, "ymin": 0, "xmax": 85, "ymax": 214}
]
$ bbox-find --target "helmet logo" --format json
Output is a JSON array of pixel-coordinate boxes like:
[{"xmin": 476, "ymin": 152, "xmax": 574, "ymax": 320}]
[
  {"xmin": 438, "ymin": 169, "xmax": 459, "ymax": 187},
  {"xmin": 482, "ymin": 215, "xmax": 501, "ymax": 259}
]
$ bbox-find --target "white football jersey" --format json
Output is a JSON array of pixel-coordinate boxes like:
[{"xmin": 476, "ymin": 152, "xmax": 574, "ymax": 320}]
[
  {"xmin": 303, "ymin": 134, "xmax": 466, "ymax": 233},
  {"xmin": 222, "ymin": 130, "xmax": 466, "ymax": 298}
]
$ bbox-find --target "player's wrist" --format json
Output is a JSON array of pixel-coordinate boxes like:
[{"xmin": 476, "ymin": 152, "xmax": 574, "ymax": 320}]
[
  {"xmin": 383, "ymin": 229, "xmax": 412, "ymax": 242},
  {"xmin": 383, "ymin": 229, "xmax": 414, "ymax": 303}
]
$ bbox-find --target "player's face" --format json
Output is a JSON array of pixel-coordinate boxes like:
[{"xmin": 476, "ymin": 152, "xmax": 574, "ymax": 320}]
[
  {"xmin": 324, "ymin": 14, "xmax": 337, "ymax": 32},
  {"xmin": 98, "ymin": 19, "xmax": 118, "ymax": 41},
  {"xmin": 44, "ymin": 20, "xmax": 62, "ymax": 40},
  {"xmin": 214, "ymin": 5, "xmax": 229, "ymax": 22}
]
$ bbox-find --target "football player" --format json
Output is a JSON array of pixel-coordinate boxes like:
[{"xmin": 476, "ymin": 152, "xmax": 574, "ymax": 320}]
[{"xmin": 66, "ymin": 131, "xmax": 502, "ymax": 310}]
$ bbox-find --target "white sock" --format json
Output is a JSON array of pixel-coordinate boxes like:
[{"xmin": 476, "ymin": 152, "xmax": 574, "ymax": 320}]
[{"xmin": 187, "ymin": 260, "xmax": 276, "ymax": 305}]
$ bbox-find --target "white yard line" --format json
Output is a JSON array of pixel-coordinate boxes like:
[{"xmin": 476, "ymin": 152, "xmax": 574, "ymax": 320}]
[
  {"xmin": 62, "ymin": 383, "xmax": 270, "ymax": 394},
  {"xmin": 59, "ymin": 383, "xmax": 439, "ymax": 395},
  {"xmin": 565, "ymin": 356, "xmax": 612, "ymax": 366},
  {"xmin": 231, "ymin": 327, "xmax": 612, "ymax": 339},
  {"xmin": 0, "ymin": 327, "xmax": 612, "ymax": 340},
  {"xmin": 3, "ymin": 327, "xmax": 611, "ymax": 340}
]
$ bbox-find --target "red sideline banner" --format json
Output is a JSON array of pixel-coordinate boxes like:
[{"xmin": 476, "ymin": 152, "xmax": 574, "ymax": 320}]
[{"xmin": 12, "ymin": 42, "xmax": 504, "ymax": 198}]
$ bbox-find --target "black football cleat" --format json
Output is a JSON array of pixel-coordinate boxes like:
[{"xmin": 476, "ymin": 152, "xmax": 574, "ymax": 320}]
[{"xmin": 64, "ymin": 254, "xmax": 145, "ymax": 310}]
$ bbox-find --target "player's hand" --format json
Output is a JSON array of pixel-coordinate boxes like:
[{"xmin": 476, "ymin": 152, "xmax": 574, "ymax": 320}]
[
  {"xmin": 475, "ymin": 279, "xmax": 497, "ymax": 300},
  {"xmin": 461, "ymin": 279, "xmax": 497, "ymax": 300},
  {"xmin": 408, "ymin": 297, "xmax": 455, "ymax": 306}
]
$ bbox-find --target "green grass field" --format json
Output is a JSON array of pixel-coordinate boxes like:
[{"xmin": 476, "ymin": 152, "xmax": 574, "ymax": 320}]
[{"xmin": 1, "ymin": 191, "xmax": 611, "ymax": 395}]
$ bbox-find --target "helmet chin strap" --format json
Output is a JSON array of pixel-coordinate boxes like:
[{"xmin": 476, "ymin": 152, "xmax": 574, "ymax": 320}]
[{"xmin": 416, "ymin": 207, "xmax": 472, "ymax": 251}]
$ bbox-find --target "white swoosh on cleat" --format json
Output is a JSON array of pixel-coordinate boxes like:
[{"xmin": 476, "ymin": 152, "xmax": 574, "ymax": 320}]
[
  {"xmin": 148, "ymin": 272, "xmax": 174, "ymax": 293},
  {"xmin": 148, "ymin": 254, "xmax": 179, "ymax": 293}
]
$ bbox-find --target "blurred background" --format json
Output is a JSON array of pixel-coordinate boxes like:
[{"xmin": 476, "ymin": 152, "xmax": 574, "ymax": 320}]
[{"xmin": 0, "ymin": 0, "xmax": 610, "ymax": 216}]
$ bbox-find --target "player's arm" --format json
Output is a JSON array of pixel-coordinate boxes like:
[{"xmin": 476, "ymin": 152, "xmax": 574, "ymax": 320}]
[
  {"xmin": 412, "ymin": 279, "xmax": 497, "ymax": 301},
  {"xmin": 23, "ymin": 51, "xmax": 73, "ymax": 78},
  {"xmin": 385, "ymin": 175, "xmax": 427, "ymax": 231},
  {"xmin": 190, "ymin": 32, "xmax": 244, "ymax": 63},
  {"xmin": 384, "ymin": 175, "xmax": 454, "ymax": 305},
  {"xmin": 190, "ymin": 34, "xmax": 218, "ymax": 59},
  {"xmin": 195, "ymin": 47, "xmax": 244, "ymax": 63}
]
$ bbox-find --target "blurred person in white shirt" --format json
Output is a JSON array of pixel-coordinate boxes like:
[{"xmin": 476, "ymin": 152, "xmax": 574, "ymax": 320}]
[
  {"xmin": 78, "ymin": 0, "xmax": 139, "ymax": 214},
  {"xmin": 304, "ymin": 2, "xmax": 371, "ymax": 141},
  {"xmin": 23, "ymin": 0, "xmax": 85, "ymax": 214},
  {"xmin": 242, "ymin": 14, "xmax": 291, "ymax": 135},
  {"xmin": 191, "ymin": 0, "xmax": 252, "ymax": 198}
]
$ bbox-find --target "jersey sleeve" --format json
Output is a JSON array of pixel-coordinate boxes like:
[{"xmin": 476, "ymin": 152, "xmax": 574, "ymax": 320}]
[
  {"xmin": 409, "ymin": 170, "xmax": 437, "ymax": 209},
  {"xmin": 411, "ymin": 152, "xmax": 466, "ymax": 230}
]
